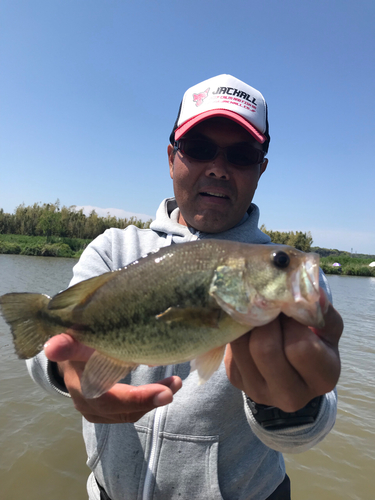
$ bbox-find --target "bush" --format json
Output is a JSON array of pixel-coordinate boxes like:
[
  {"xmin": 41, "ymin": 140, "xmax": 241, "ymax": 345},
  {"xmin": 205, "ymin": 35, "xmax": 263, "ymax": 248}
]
[
  {"xmin": 21, "ymin": 244, "xmax": 43, "ymax": 256},
  {"xmin": 345, "ymin": 266, "xmax": 357, "ymax": 276},
  {"xmin": 320, "ymin": 263, "xmax": 341, "ymax": 275},
  {"xmin": 0, "ymin": 241, "xmax": 22, "ymax": 254},
  {"xmin": 56, "ymin": 243, "xmax": 74, "ymax": 257},
  {"xmin": 41, "ymin": 243, "xmax": 73, "ymax": 258},
  {"xmin": 49, "ymin": 236, "xmax": 90, "ymax": 252},
  {"xmin": 356, "ymin": 266, "xmax": 374, "ymax": 277},
  {"xmin": 0, "ymin": 235, "xmax": 84, "ymax": 258}
]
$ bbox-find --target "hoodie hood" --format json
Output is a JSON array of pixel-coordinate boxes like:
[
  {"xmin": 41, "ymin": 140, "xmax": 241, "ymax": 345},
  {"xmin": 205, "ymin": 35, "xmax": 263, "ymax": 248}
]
[{"xmin": 150, "ymin": 198, "xmax": 271, "ymax": 245}]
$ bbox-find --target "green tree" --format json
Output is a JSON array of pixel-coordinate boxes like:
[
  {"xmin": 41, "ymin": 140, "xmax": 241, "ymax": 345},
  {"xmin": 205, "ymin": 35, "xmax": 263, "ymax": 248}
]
[
  {"xmin": 260, "ymin": 225, "xmax": 313, "ymax": 252},
  {"xmin": 36, "ymin": 203, "xmax": 62, "ymax": 242}
]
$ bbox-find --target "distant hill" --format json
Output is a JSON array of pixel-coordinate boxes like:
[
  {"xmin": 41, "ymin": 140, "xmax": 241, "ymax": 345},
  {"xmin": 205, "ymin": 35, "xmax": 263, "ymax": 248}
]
[{"xmin": 311, "ymin": 247, "xmax": 375, "ymax": 260}]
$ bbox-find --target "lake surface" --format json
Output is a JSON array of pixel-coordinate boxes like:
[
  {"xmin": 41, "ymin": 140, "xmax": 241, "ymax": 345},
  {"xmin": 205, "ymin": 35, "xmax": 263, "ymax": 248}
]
[{"xmin": 1, "ymin": 255, "xmax": 374, "ymax": 500}]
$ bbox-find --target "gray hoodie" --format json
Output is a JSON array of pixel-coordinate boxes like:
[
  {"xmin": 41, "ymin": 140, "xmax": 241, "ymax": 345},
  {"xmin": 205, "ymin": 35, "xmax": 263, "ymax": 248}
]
[{"xmin": 27, "ymin": 198, "xmax": 337, "ymax": 500}]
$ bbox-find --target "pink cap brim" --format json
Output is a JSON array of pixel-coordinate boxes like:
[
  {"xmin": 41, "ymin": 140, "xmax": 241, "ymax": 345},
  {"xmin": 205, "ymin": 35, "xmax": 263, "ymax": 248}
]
[{"xmin": 174, "ymin": 109, "xmax": 266, "ymax": 144}]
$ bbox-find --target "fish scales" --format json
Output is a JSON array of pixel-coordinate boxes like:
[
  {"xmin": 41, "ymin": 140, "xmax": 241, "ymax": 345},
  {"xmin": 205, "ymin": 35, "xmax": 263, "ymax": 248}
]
[{"xmin": 68, "ymin": 240, "xmax": 238, "ymax": 362}]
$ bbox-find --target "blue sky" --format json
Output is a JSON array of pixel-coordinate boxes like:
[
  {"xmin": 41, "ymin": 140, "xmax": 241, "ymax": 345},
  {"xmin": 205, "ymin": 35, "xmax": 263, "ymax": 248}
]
[{"xmin": 1, "ymin": 0, "xmax": 374, "ymax": 254}]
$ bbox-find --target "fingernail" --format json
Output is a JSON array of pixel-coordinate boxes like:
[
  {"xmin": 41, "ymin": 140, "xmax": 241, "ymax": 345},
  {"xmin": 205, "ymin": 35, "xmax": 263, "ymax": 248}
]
[{"xmin": 153, "ymin": 391, "xmax": 173, "ymax": 408}]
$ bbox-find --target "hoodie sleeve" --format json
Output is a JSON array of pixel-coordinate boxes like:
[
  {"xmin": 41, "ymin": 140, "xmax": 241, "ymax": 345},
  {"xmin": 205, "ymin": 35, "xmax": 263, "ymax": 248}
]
[
  {"xmin": 26, "ymin": 351, "xmax": 71, "ymax": 398},
  {"xmin": 242, "ymin": 389, "xmax": 337, "ymax": 453}
]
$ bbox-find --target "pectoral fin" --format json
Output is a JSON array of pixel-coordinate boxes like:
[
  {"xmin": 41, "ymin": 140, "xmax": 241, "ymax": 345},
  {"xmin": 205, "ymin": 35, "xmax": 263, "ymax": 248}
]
[
  {"xmin": 190, "ymin": 345, "xmax": 226, "ymax": 384},
  {"xmin": 81, "ymin": 350, "xmax": 137, "ymax": 399},
  {"xmin": 156, "ymin": 306, "xmax": 221, "ymax": 328}
]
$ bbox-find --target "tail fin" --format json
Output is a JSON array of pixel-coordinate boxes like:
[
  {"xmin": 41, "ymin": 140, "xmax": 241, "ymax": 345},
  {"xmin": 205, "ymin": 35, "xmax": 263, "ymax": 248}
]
[{"xmin": 0, "ymin": 293, "xmax": 53, "ymax": 359}]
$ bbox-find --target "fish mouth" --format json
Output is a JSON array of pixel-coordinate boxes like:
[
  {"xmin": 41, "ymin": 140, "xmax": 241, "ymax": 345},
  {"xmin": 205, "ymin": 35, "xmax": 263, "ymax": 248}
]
[
  {"xmin": 292, "ymin": 254, "xmax": 320, "ymax": 299},
  {"xmin": 291, "ymin": 253, "xmax": 324, "ymax": 328}
]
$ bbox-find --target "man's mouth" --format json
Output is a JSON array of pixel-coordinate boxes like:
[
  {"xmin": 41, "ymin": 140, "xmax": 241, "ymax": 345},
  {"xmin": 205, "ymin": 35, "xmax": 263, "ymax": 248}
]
[{"xmin": 200, "ymin": 191, "xmax": 230, "ymax": 199}]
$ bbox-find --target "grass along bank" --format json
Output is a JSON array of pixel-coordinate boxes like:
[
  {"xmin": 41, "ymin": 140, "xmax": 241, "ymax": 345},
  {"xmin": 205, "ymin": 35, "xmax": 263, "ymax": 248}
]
[
  {"xmin": 1, "ymin": 234, "xmax": 374, "ymax": 277},
  {"xmin": 320, "ymin": 255, "xmax": 375, "ymax": 277},
  {"xmin": 0, "ymin": 234, "xmax": 92, "ymax": 259}
]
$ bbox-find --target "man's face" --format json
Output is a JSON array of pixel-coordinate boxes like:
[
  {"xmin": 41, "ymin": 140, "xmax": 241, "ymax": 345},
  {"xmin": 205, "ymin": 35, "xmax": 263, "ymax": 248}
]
[{"xmin": 168, "ymin": 118, "xmax": 268, "ymax": 233}]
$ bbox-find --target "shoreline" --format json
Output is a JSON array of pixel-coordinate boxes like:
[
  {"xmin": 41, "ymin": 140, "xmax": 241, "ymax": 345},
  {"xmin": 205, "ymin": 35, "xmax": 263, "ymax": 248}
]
[
  {"xmin": 1, "ymin": 235, "xmax": 374, "ymax": 277},
  {"xmin": 320, "ymin": 256, "xmax": 375, "ymax": 278},
  {"xmin": 0, "ymin": 234, "xmax": 90, "ymax": 259}
]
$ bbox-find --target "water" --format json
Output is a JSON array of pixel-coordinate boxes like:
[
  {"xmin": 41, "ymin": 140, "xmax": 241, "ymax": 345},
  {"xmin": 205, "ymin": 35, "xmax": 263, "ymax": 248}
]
[
  {"xmin": 1, "ymin": 256, "xmax": 374, "ymax": 500},
  {"xmin": 285, "ymin": 275, "xmax": 375, "ymax": 500},
  {"xmin": 0, "ymin": 255, "xmax": 88, "ymax": 500}
]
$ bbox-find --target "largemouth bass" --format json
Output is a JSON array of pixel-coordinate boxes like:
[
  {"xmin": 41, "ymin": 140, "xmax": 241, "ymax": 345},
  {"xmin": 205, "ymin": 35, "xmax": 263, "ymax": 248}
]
[{"xmin": 0, "ymin": 240, "xmax": 323, "ymax": 398}]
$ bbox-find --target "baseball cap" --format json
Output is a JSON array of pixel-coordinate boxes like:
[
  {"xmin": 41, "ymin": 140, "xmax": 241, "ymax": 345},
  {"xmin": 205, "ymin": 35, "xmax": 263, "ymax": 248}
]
[{"xmin": 169, "ymin": 74, "xmax": 270, "ymax": 152}]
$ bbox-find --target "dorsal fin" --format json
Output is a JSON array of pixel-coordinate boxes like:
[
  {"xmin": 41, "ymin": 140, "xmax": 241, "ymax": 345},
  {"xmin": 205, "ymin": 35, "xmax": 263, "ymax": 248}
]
[
  {"xmin": 49, "ymin": 248, "xmax": 164, "ymax": 311},
  {"xmin": 49, "ymin": 271, "xmax": 118, "ymax": 310}
]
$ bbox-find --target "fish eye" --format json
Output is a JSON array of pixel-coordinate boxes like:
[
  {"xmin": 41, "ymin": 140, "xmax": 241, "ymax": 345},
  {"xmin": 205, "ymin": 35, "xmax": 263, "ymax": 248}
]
[{"xmin": 272, "ymin": 251, "xmax": 290, "ymax": 268}]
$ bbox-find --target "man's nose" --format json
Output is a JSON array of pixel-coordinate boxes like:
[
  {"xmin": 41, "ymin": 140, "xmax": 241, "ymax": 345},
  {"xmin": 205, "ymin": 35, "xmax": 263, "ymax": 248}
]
[{"xmin": 205, "ymin": 152, "xmax": 230, "ymax": 180}]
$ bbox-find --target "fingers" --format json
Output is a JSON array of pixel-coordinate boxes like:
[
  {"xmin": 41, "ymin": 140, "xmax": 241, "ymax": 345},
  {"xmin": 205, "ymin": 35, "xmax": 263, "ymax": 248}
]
[
  {"xmin": 225, "ymin": 333, "xmax": 265, "ymax": 392},
  {"xmin": 44, "ymin": 334, "xmax": 184, "ymax": 424},
  {"xmin": 282, "ymin": 287, "xmax": 343, "ymax": 395},
  {"xmin": 96, "ymin": 376, "xmax": 182, "ymax": 414},
  {"xmin": 226, "ymin": 294, "xmax": 344, "ymax": 412},
  {"xmin": 310, "ymin": 289, "xmax": 344, "ymax": 347},
  {"xmin": 227, "ymin": 319, "xmax": 310, "ymax": 410},
  {"xmin": 71, "ymin": 376, "xmax": 182, "ymax": 424},
  {"xmin": 251, "ymin": 317, "xmax": 310, "ymax": 408},
  {"xmin": 284, "ymin": 315, "xmax": 342, "ymax": 396}
]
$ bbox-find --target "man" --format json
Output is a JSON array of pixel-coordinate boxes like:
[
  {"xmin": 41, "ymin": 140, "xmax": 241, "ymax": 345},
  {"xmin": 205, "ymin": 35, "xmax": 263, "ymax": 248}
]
[{"xmin": 27, "ymin": 74, "xmax": 343, "ymax": 500}]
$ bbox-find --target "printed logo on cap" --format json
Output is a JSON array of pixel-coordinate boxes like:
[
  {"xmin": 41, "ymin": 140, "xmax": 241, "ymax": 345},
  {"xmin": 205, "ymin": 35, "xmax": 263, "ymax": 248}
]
[
  {"xmin": 193, "ymin": 88, "xmax": 210, "ymax": 107},
  {"xmin": 191, "ymin": 84, "xmax": 258, "ymax": 114}
]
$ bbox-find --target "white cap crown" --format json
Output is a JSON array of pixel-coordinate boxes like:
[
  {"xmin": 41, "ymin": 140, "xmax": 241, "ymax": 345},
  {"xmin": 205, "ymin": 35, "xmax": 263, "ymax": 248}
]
[{"xmin": 172, "ymin": 74, "xmax": 268, "ymax": 145}]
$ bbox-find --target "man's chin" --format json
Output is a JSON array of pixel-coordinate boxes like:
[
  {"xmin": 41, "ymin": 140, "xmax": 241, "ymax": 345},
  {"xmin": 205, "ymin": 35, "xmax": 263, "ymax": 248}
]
[{"xmin": 187, "ymin": 214, "xmax": 239, "ymax": 234}]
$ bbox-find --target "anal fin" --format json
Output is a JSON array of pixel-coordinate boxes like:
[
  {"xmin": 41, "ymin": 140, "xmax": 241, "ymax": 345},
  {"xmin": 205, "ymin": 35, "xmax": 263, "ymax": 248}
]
[
  {"xmin": 81, "ymin": 351, "xmax": 137, "ymax": 399},
  {"xmin": 190, "ymin": 345, "xmax": 226, "ymax": 385}
]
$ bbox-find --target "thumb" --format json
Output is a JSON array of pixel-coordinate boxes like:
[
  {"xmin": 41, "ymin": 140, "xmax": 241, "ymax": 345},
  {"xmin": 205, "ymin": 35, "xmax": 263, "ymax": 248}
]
[{"xmin": 44, "ymin": 333, "xmax": 94, "ymax": 362}]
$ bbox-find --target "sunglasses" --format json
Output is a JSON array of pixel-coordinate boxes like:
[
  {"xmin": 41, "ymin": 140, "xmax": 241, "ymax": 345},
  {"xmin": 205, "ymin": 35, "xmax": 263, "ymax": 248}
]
[{"xmin": 174, "ymin": 138, "xmax": 265, "ymax": 167}]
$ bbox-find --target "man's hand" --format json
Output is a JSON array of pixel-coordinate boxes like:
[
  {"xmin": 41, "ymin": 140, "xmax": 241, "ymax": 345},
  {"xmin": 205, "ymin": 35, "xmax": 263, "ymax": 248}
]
[
  {"xmin": 44, "ymin": 334, "xmax": 182, "ymax": 424},
  {"xmin": 224, "ymin": 289, "xmax": 343, "ymax": 412}
]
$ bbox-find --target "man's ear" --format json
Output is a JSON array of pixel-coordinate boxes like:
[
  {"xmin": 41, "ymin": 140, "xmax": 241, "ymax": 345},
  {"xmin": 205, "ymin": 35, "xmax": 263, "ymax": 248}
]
[
  {"xmin": 168, "ymin": 144, "xmax": 174, "ymax": 179},
  {"xmin": 259, "ymin": 158, "xmax": 268, "ymax": 179}
]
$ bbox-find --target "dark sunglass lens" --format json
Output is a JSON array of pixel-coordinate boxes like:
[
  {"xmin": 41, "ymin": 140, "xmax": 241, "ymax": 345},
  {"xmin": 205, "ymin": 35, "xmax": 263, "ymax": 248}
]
[
  {"xmin": 178, "ymin": 140, "xmax": 263, "ymax": 166},
  {"xmin": 228, "ymin": 145, "xmax": 263, "ymax": 166},
  {"xmin": 181, "ymin": 140, "xmax": 217, "ymax": 161}
]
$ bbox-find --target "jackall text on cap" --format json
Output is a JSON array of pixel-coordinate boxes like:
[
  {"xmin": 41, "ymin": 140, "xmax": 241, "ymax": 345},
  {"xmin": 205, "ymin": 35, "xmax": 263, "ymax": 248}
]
[{"xmin": 170, "ymin": 74, "xmax": 270, "ymax": 147}]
